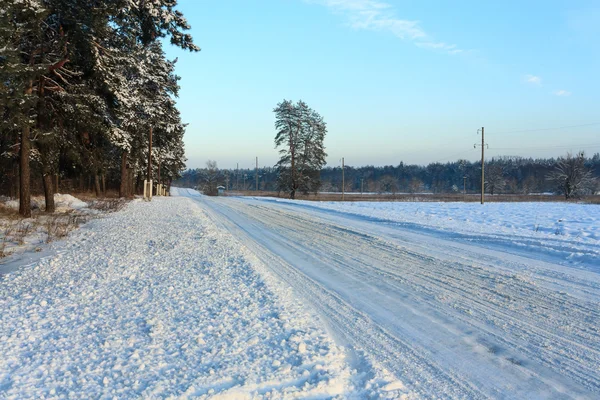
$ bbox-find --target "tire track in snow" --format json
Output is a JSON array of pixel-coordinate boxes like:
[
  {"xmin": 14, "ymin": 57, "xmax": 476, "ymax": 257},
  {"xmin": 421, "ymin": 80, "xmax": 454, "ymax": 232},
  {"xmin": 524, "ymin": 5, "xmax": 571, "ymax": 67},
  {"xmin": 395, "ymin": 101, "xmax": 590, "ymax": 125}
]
[{"xmin": 188, "ymin": 194, "xmax": 600, "ymax": 399}]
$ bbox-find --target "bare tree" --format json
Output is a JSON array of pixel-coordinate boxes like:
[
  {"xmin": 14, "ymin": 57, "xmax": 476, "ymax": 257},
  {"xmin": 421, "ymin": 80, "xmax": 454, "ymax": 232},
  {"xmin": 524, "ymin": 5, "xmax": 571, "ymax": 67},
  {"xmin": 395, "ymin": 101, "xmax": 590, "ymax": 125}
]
[
  {"xmin": 407, "ymin": 178, "xmax": 423, "ymax": 194},
  {"xmin": 486, "ymin": 165, "xmax": 505, "ymax": 195},
  {"xmin": 378, "ymin": 175, "xmax": 399, "ymax": 194},
  {"xmin": 201, "ymin": 160, "xmax": 221, "ymax": 196},
  {"xmin": 546, "ymin": 151, "xmax": 595, "ymax": 199}
]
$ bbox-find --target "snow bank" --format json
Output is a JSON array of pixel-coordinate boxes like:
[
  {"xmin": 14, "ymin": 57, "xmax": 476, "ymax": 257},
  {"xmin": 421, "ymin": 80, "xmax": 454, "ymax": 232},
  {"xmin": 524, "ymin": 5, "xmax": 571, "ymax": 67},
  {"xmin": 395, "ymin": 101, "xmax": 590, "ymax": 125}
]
[
  {"xmin": 269, "ymin": 200, "xmax": 600, "ymax": 240},
  {"xmin": 0, "ymin": 197, "xmax": 357, "ymax": 398},
  {"xmin": 267, "ymin": 198, "xmax": 600, "ymax": 270},
  {"xmin": 54, "ymin": 193, "xmax": 89, "ymax": 210},
  {"xmin": 1, "ymin": 194, "xmax": 88, "ymax": 211}
]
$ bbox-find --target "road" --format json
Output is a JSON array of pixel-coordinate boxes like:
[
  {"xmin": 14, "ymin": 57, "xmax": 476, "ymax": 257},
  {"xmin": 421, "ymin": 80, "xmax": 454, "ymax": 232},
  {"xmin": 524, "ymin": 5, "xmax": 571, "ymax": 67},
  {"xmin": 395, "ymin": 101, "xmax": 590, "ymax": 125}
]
[{"xmin": 180, "ymin": 189, "xmax": 600, "ymax": 399}]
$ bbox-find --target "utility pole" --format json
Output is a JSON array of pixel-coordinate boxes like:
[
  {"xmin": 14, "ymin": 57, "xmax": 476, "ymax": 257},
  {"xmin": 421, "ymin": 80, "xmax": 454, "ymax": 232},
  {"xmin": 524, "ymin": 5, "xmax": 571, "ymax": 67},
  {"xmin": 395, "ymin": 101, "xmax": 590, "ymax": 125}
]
[
  {"xmin": 474, "ymin": 127, "xmax": 487, "ymax": 205},
  {"xmin": 236, "ymin": 163, "xmax": 239, "ymax": 191},
  {"xmin": 256, "ymin": 157, "xmax": 259, "ymax": 191},
  {"xmin": 463, "ymin": 175, "xmax": 467, "ymax": 201},
  {"xmin": 361, "ymin": 178, "xmax": 364, "ymax": 195},
  {"xmin": 157, "ymin": 157, "xmax": 161, "ymax": 196},
  {"xmin": 342, "ymin": 157, "xmax": 345, "ymax": 201},
  {"xmin": 144, "ymin": 126, "xmax": 153, "ymax": 200},
  {"xmin": 147, "ymin": 126, "xmax": 152, "ymax": 181}
]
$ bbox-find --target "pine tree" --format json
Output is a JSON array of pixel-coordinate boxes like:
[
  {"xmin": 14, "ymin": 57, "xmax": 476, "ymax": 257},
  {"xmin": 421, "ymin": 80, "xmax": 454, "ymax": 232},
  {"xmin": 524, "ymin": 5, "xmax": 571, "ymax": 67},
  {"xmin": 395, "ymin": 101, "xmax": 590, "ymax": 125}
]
[
  {"xmin": 274, "ymin": 100, "xmax": 327, "ymax": 198},
  {"xmin": 1, "ymin": 0, "xmax": 198, "ymax": 210}
]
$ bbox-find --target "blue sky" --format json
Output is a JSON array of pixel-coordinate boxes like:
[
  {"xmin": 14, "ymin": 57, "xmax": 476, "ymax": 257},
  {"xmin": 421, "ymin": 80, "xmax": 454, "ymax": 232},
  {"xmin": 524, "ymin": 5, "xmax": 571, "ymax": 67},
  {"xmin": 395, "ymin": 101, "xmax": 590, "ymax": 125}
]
[{"xmin": 163, "ymin": 0, "xmax": 600, "ymax": 169}]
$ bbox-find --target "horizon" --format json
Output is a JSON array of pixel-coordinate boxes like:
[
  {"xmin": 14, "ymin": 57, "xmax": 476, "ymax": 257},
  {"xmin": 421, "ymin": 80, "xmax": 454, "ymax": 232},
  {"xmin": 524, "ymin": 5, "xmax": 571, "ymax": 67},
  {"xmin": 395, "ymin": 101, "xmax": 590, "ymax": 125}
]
[
  {"xmin": 181, "ymin": 148, "xmax": 600, "ymax": 172},
  {"xmin": 163, "ymin": 0, "xmax": 600, "ymax": 170}
]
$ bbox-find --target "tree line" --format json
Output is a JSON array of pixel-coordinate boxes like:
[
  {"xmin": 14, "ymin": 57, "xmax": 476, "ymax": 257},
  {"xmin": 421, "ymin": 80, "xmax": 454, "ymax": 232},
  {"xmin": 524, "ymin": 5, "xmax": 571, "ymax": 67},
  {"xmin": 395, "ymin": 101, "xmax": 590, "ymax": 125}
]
[
  {"xmin": 177, "ymin": 152, "xmax": 600, "ymax": 198},
  {"xmin": 1, "ymin": 0, "xmax": 197, "ymax": 216}
]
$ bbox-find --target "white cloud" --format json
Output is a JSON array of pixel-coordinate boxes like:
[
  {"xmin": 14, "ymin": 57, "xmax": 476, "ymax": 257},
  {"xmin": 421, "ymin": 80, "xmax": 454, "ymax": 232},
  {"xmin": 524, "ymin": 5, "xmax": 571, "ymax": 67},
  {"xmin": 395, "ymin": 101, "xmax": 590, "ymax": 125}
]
[
  {"xmin": 416, "ymin": 42, "xmax": 463, "ymax": 54},
  {"xmin": 309, "ymin": 0, "xmax": 463, "ymax": 54},
  {"xmin": 554, "ymin": 90, "xmax": 572, "ymax": 97},
  {"xmin": 525, "ymin": 75, "xmax": 542, "ymax": 85}
]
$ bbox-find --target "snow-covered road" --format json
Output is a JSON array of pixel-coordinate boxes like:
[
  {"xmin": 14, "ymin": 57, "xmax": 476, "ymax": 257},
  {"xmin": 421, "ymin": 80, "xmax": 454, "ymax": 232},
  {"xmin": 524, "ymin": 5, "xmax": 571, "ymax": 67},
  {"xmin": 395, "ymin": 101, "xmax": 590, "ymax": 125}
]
[
  {"xmin": 1, "ymin": 196, "xmax": 368, "ymax": 398},
  {"xmin": 179, "ymin": 189, "xmax": 600, "ymax": 399}
]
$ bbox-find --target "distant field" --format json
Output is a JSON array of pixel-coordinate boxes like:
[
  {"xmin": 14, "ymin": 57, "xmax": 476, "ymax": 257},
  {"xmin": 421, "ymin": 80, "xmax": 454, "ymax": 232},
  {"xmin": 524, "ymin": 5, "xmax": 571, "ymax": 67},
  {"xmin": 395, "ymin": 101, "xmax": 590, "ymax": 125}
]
[{"xmin": 224, "ymin": 190, "xmax": 600, "ymax": 204}]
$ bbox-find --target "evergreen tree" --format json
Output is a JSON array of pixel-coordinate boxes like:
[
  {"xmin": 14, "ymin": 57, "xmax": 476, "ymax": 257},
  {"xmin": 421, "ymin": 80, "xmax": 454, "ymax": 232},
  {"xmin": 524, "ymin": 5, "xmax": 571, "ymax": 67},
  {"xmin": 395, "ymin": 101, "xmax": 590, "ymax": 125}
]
[
  {"xmin": 274, "ymin": 100, "xmax": 327, "ymax": 198},
  {"xmin": 0, "ymin": 0, "xmax": 198, "ymax": 213}
]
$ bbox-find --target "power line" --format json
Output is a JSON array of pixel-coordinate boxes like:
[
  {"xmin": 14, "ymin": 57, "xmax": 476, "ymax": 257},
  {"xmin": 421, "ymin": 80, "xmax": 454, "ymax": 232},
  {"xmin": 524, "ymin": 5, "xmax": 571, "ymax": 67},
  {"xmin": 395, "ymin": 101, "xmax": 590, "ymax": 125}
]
[
  {"xmin": 489, "ymin": 143, "xmax": 600, "ymax": 151},
  {"xmin": 490, "ymin": 122, "xmax": 600, "ymax": 135}
]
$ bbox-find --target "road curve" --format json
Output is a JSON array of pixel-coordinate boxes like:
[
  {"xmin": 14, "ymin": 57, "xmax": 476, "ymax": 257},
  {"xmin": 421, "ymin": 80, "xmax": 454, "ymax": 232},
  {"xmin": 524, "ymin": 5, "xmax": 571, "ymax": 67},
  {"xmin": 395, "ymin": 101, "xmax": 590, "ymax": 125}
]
[{"xmin": 180, "ymin": 190, "xmax": 600, "ymax": 399}]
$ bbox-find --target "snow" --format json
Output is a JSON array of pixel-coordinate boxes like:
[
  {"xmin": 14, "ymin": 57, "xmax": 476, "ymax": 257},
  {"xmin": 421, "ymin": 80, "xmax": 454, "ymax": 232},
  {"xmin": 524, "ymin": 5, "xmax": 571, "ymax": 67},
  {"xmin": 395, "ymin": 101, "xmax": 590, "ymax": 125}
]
[
  {"xmin": 176, "ymin": 189, "xmax": 600, "ymax": 398},
  {"xmin": 53, "ymin": 194, "xmax": 89, "ymax": 211},
  {"xmin": 1, "ymin": 195, "xmax": 403, "ymax": 398},
  {"xmin": 2, "ymin": 194, "xmax": 88, "ymax": 211},
  {"xmin": 265, "ymin": 198, "xmax": 600, "ymax": 271},
  {"xmin": 0, "ymin": 194, "xmax": 92, "ymax": 266},
  {"xmin": 4, "ymin": 189, "xmax": 599, "ymax": 398},
  {"xmin": 268, "ymin": 198, "xmax": 600, "ymax": 241}
]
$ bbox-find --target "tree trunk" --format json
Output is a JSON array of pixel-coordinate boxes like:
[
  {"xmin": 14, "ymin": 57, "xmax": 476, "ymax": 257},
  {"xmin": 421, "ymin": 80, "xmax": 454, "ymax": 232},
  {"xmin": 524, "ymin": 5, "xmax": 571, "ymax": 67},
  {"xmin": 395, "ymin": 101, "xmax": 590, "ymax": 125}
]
[
  {"xmin": 135, "ymin": 172, "xmax": 142, "ymax": 196},
  {"xmin": 10, "ymin": 162, "xmax": 18, "ymax": 199},
  {"xmin": 94, "ymin": 174, "xmax": 101, "ymax": 197},
  {"xmin": 79, "ymin": 174, "xmax": 84, "ymax": 192},
  {"xmin": 19, "ymin": 124, "xmax": 32, "ymax": 218},
  {"xmin": 54, "ymin": 174, "xmax": 59, "ymax": 193},
  {"xmin": 157, "ymin": 160, "xmax": 161, "ymax": 187},
  {"xmin": 128, "ymin": 168, "xmax": 134, "ymax": 198},
  {"xmin": 42, "ymin": 173, "xmax": 55, "ymax": 213},
  {"xmin": 101, "ymin": 174, "xmax": 106, "ymax": 196},
  {"xmin": 119, "ymin": 151, "xmax": 128, "ymax": 197}
]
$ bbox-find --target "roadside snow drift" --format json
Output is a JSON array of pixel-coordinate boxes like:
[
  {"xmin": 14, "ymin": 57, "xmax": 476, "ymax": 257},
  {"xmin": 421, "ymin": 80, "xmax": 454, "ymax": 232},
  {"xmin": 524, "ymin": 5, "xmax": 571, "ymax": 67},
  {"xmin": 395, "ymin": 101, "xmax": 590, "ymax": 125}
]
[
  {"xmin": 268, "ymin": 198, "xmax": 600, "ymax": 271},
  {"xmin": 2, "ymin": 194, "xmax": 88, "ymax": 212},
  {"xmin": 0, "ymin": 197, "xmax": 360, "ymax": 398}
]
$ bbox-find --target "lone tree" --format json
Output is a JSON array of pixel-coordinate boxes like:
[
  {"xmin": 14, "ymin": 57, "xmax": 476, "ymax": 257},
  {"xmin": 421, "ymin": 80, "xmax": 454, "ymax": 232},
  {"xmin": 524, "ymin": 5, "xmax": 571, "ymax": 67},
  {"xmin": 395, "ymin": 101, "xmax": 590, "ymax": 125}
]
[
  {"xmin": 201, "ymin": 160, "xmax": 221, "ymax": 196},
  {"xmin": 547, "ymin": 151, "xmax": 595, "ymax": 199},
  {"xmin": 273, "ymin": 100, "xmax": 327, "ymax": 199},
  {"xmin": 486, "ymin": 164, "xmax": 505, "ymax": 195}
]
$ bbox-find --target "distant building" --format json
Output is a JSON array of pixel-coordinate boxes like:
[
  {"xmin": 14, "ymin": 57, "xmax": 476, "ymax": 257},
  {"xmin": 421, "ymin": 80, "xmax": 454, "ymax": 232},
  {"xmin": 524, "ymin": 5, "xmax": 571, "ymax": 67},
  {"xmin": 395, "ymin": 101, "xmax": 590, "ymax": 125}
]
[{"xmin": 217, "ymin": 186, "xmax": 226, "ymax": 196}]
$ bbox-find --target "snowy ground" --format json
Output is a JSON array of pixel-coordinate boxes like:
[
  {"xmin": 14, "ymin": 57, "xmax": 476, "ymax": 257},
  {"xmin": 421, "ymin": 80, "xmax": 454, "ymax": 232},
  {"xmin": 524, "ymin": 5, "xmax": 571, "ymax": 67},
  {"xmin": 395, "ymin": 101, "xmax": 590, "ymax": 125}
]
[
  {"xmin": 0, "ymin": 194, "xmax": 97, "ymax": 270},
  {"xmin": 3, "ymin": 190, "xmax": 599, "ymax": 399},
  {"xmin": 0, "ymin": 195, "xmax": 399, "ymax": 399},
  {"xmin": 176, "ymin": 189, "xmax": 600, "ymax": 399},
  {"xmin": 264, "ymin": 198, "xmax": 600, "ymax": 271}
]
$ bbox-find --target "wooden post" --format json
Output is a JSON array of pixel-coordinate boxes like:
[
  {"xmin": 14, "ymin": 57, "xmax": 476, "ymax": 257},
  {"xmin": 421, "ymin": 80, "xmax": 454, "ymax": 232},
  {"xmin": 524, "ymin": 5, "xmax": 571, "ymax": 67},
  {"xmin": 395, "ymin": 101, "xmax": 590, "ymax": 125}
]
[
  {"xmin": 481, "ymin": 127, "xmax": 485, "ymax": 205},
  {"xmin": 148, "ymin": 126, "xmax": 152, "ymax": 195},
  {"xmin": 342, "ymin": 157, "xmax": 345, "ymax": 201}
]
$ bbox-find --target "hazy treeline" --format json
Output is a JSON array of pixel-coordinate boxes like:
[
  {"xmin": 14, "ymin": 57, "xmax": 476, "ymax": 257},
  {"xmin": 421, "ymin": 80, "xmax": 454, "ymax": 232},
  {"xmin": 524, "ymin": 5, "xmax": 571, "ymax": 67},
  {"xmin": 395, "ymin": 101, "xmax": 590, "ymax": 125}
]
[{"xmin": 177, "ymin": 153, "xmax": 600, "ymax": 196}]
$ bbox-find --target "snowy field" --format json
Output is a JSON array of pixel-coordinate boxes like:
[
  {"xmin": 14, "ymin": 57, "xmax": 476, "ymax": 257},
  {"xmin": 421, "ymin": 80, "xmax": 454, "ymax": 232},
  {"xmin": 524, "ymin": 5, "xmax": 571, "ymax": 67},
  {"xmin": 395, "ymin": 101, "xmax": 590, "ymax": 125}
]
[
  {"xmin": 266, "ymin": 198, "xmax": 600, "ymax": 271},
  {"xmin": 0, "ymin": 196, "xmax": 398, "ymax": 398}
]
